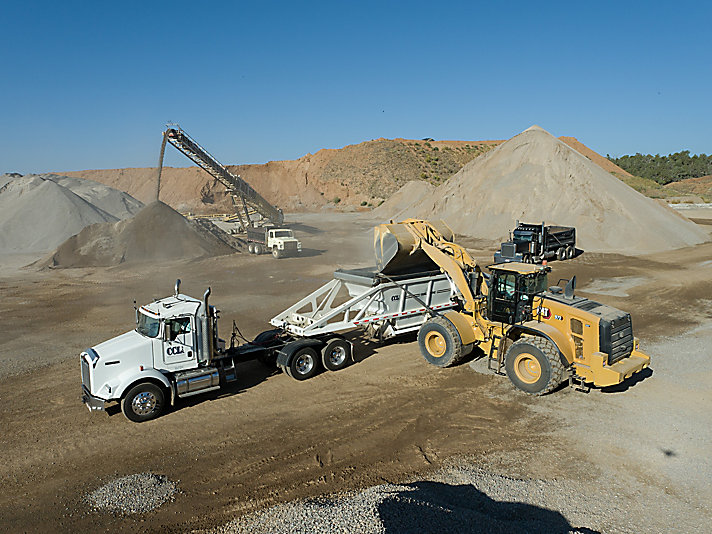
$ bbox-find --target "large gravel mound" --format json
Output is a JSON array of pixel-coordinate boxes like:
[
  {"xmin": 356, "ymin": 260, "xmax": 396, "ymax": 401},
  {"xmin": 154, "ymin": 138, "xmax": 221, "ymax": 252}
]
[
  {"xmin": 42, "ymin": 201, "xmax": 237, "ymax": 268},
  {"xmin": 381, "ymin": 126, "xmax": 708, "ymax": 254},
  {"xmin": 371, "ymin": 179, "xmax": 435, "ymax": 219},
  {"xmin": 0, "ymin": 174, "xmax": 139, "ymax": 253}
]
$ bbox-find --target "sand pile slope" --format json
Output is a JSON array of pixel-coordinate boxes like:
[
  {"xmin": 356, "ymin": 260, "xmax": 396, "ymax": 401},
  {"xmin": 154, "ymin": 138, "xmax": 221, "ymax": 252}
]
[
  {"xmin": 40, "ymin": 174, "xmax": 143, "ymax": 219},
  {"xmin": 558, "ymin": 137, "xmax": 632, "ymax": 177},
  {"xmin": 384, "ymin": 126, "xmax": 708, "ymax": 254},
  {"xmin": 371, "ymin": 180, "xmax": 435, "ymax": 219},
  {"xmin": 0, "ymin": 174, "xmax": 143, "ymax": 253},
  {"xmin": 42, "ymin": 201, "xmax": 237, "ymax": 268}
]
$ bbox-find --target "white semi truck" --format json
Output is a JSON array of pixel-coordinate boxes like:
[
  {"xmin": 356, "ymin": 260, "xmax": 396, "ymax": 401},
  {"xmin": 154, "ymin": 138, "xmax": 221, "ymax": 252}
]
[{"xmin": 81, "ymin": 270, "xmax": 458, "ymax": 422}]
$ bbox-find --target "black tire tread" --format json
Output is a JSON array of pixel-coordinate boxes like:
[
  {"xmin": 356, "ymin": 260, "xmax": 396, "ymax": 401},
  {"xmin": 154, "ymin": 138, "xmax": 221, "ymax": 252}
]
[
  {"xmin": 507, "ymin": 336, "xmax": 565, "ymax": 396},
  {"xmin": 418, "ymin": 316, "xmax": 463, "ymax": 368}
]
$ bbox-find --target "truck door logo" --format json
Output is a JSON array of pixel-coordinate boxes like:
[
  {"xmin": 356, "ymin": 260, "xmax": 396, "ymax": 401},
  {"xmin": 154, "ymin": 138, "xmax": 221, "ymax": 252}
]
[{"xmin": 166, "ymin": 346, "xmax": 185, "ymax": 356}]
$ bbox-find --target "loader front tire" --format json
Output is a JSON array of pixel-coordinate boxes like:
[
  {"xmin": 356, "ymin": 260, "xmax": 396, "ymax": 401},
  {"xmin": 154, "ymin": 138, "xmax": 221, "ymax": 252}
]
[
  {"xmin": 505, "ymin": 337, "xmax": 565, "ymax": 395},
  {"xmin": 417, "ymin": 316, "xmax": 463, "ymax": 368}
]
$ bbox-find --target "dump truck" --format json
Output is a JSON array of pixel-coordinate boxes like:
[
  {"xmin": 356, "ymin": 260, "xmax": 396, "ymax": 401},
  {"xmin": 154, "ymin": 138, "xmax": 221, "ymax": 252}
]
[
  {"xmin": 494, "ymin": 221, "xmax": 577, "ymax": 264},
  {"xmin": 377, "ymin": 219, "xmax": 650, "ymax": 395},
  {"xmin": 246, "ymin": 226, "xmax": 302, "ymax": 258}
]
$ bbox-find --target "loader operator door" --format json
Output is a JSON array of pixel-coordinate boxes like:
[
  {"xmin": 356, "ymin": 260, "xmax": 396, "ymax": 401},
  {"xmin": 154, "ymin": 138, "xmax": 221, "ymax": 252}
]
[{"xmin": 489, "ymin": 272, "xmax": 519, "ymax": 324}]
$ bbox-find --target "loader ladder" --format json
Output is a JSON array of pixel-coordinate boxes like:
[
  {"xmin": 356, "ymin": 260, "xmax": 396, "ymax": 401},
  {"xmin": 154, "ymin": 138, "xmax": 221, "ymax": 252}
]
[{"xmin": 157, "ymin": 125, "xmax": 284, "ymax": 227}]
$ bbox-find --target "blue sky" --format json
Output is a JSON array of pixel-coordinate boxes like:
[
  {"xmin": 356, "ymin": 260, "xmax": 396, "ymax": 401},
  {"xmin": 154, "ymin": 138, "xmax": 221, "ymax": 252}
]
[{"xmin": 1, "ymin": 1, "xmax": 709, "ymax": 174}]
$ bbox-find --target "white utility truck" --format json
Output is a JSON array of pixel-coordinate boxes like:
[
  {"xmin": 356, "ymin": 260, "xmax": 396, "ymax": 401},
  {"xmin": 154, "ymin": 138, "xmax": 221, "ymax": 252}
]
[
  {"xmin": 81, "ymin": 267, "xmax": 458, "ymax": 422},
  {"xmin": 246, "ymin": 227, "xmax": 302, "ymax": 258}
]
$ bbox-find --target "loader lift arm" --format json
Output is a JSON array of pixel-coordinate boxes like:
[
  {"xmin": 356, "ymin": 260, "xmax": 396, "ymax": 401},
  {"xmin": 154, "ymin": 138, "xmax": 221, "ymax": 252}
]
[{"xmin": 374, "ymin": 219, "xmax": 486, "ymax": 313}]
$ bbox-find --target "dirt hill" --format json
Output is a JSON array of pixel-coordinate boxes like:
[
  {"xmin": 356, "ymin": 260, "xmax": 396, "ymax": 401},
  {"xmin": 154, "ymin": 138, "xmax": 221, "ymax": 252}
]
[
  {"xmin": 379, "ymin": 126, "xmax": 708, "ymax": 254},
  {"xmin": 665, "ymin": 175, "xmax": 712, "ymax": 201},
  {"xmin": 60, "ymin": 139, "xmax": 501, "ymax": 214},
  {"xmin": 41, "ymin": 201, "xmax": 238, "ymax": 268}
]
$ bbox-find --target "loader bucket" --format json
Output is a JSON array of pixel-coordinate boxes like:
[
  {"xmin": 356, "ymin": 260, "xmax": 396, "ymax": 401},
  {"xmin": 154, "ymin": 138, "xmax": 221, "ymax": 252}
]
[{"xmin": 374, "ymin": 220, "xmax": 454, "ymax": 274}]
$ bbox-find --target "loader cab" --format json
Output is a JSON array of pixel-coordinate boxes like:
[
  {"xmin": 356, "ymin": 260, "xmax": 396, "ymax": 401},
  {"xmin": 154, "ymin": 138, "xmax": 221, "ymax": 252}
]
[{"xmin": 486, "ymin": 263, "xmax": 550, "ymax": 324}]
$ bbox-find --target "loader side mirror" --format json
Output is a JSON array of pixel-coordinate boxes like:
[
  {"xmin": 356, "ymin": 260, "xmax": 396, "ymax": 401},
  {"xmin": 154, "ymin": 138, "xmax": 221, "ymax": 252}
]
[{"xmin": 564, "ymin": 276, "xmax": 576, "ymax": 298}]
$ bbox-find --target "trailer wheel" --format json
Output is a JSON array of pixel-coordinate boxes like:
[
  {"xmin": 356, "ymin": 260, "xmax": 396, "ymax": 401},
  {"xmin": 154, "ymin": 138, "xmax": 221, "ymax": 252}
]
[
  {"xmin": 322, "ymin": 338, "xmax": 351, "ymax": 371},
  {"xmin": 254, "ymin": 244, "xmax": 263, "ymax": 255},
  {"xmin": 417, "ymin": 316, "xmax": 463, "ymax": 368},
  {"xmin": 504, "ymin": 337, "xmax": 565, "ymax": 395},
  {"xmin": 272, "ymin": 248, "xmax": 282, "ymax": 259},
  {"xmin": 566, "ymin": 246, "xmax": 575, "ymax": 259},
  {"xmin": 121, "ymin": 382, "xmax": 165, "ymax": 422},
  {"xmin": 556, "ymin": 247, "xmax": 566, "ymax": 261},
  {"xmin": 288, "ymin": 347, "xmax": 320, "ymax": 380}
]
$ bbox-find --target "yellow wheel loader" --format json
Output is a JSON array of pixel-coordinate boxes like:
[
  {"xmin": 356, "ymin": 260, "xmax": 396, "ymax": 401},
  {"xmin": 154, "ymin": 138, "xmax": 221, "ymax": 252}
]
[{"xmin": 374, "ymin": 219, "xmax": 650, "ymax": 395}]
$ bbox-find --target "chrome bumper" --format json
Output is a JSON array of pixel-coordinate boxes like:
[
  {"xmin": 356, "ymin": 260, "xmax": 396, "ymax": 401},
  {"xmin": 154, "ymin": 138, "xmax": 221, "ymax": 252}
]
[{"xmin": 81, "ymin": 386, "xmax": 106, "ymax": 412}]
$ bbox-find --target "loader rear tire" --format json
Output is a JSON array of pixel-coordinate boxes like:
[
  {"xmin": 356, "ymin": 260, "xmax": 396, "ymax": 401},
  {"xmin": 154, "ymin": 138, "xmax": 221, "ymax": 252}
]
[
  {"xmin": 417, "ymin": 316, "xmax": 463, "ymax": 368},
  {"xmin": 504, "ymin": 337, "xmax": 565, "ymax": 395}
]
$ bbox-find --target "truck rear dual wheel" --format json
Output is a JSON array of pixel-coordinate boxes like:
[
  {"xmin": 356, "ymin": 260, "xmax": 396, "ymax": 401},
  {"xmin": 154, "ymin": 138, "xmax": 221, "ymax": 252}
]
[
  {"xmin": 566, "ymin": 246, "xmax": 575, "ymax": 259},
  {"xmin": 556, "ymin": 247, "xmax": 566, "ymax": 261},
  {"xmin": 254, "ymin": 244, "xmax": 263, "ymax": 255},
  {"xmin": 504, "ymin": 337, "xmax": 565, "ymax": 395},
  {"xmin": 248, "ymin": 243, "xmax": 255, "ymax": 254},
  {"xmin": 121, "ymin": 382, "xmax": 166, "ymax": 422},
  {"xmin": 417, "ymin": 316, "xmax": 465, "ymax": 368},
  {"xmin": 322, "ymin": 338, "xmax": 352, "ymax": 371},
  {"xmin": 286, "ymin": 347, "xmax": 321, "ymax": 380}
]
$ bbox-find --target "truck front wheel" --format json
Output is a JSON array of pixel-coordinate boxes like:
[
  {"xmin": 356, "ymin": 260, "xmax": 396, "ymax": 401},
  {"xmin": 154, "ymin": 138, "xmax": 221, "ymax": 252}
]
[
  {"xmin": 272, "ymin": 248, "xmax": 282, "ymax": 259},
  {"xmin": 121, "ymin": 382, "xmax": 166, "ymax": 422}
]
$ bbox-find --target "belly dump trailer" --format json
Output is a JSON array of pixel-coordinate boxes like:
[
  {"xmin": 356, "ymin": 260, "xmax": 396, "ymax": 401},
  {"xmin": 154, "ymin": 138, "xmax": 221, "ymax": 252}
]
[{"xmin": 81, "ymin": 250, "xmax": 458, "ymax": 422}]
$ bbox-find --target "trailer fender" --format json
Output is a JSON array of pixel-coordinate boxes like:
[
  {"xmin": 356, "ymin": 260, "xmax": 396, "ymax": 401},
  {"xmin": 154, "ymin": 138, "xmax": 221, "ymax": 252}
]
[
  {"xmin": 507, "ymin": 322, "xmax": 573, "ymax": 366},
  {"xmin": 276, "ymin": 338, "xmax": 325, "ymax": 367},
  {"xmin": 114, "ymin": 369, "xmax": 172, "ymax": 400},
  {"xmin": 442, "ymin": 311, "xmax": 478, "ymax": 346}
]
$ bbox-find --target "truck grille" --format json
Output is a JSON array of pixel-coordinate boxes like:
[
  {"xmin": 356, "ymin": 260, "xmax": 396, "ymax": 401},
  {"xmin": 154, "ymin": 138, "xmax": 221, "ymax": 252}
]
[
  {"xmin": 500, "ymin": 242, "xmax": 516, "ymax": 258},
  {"xmin": 284, "ymin": 241, "xmax": 298, "ymax": 251},
  {"xmin": 599, "ymin": 313, "xmax": 633, "ymax": 365},
  {"xmin": 81, "ymin": 356, "xmax": 91, "ymax": 388}
]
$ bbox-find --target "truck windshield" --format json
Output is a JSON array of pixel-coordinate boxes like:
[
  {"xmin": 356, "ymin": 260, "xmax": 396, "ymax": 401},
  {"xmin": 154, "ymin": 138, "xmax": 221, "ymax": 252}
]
[
  {"xmin": 513, "ymin": 230, "xmax": 534, "ymax": 243},
  {"xmin": 137, "ymin": 312, "xmax": 160, "ymax": 338},
  {"xmin": 273, "ymin": 230, "xmax": 293, "ymax": 238}
]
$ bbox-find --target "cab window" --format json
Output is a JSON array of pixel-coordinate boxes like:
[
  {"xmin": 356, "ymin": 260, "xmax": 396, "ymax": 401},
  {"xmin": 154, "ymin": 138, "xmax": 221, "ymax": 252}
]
[{"xmin": 166, "ymin": 317, "xmax": 191, "ymax": 341}]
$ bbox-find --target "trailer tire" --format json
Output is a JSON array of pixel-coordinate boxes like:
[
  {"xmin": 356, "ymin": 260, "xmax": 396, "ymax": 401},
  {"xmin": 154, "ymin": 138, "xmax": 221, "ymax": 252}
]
[
  {"xmin": 417, "ymin": 316, "xmax": 463, "ymax": 368},
  {"xmin": 556, "ymin": 247, "xmax": 566, "ymax": 261},
  {"xmin": 322, "ymin": 338, "xmax": 351, "ymax": 371},
  {"xmin": 504, "ymin": 337, "xmax": 565, "ymax": 395},
  {"xmin": 288, "ymin": 347, "xmax": 320, "ymax": 380},
  {"xmin": 272, "ymin": 248, "xmax": 282, "ymax": 259},
  {"xmin": 254, "ymin": 244, "xmax": 263, "ymax": 255},
  {"xmin": 121, "ymin": 382, "xmax": 166, "ymax": 422}
]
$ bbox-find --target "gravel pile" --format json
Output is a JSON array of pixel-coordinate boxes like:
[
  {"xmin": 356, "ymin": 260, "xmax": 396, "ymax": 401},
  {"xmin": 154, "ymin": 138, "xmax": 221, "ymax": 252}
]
[
  {"xmin": 215, "ymin": 465, "xmax": 601, "ymax": 534},
  {"xmin": 86, "ymin": 473, "xmax": 178, "ymax": 515}
]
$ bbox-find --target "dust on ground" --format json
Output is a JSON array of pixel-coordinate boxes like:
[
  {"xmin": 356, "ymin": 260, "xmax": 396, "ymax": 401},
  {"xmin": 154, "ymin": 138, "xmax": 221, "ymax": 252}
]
[{"xmin": 1, "ymin": 213, "xmax": 711, "ymax": 533}]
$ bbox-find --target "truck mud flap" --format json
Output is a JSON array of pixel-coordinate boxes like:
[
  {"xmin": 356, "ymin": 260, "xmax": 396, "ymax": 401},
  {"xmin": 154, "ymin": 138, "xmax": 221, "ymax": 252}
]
[{"xmin": 276, "ymin": 338, "xmax": 324, "ymax": 367}]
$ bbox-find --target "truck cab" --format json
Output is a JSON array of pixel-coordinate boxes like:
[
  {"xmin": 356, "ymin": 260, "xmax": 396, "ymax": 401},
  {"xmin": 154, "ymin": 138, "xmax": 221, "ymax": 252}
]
[
  {"xmin": 80, "ymin": 285, "xmax": 228, "ymax": 422},
  {"xmin": 247, "ymin": 227, "xmax": 302, "ymax": 258}
]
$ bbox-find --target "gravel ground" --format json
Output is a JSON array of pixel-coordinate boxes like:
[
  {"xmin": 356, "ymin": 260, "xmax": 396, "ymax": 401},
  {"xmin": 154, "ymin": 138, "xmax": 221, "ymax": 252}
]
[
  {"xmin": 214, "ymin": 464, "xmax": 603, "ymax": 534},
  {"xmin": 86, "ymin": 473, "xmax": 178, "ymax": 515}
]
